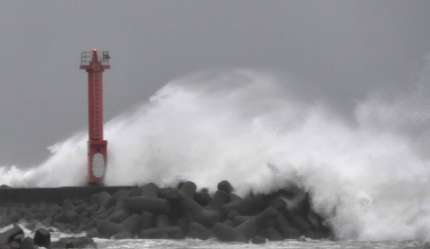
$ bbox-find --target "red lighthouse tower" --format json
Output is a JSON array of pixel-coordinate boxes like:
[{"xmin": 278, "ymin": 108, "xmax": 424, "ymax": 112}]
[{"xmin": 80, "ymin": 49, "xmax": 110, "ymax": 185}]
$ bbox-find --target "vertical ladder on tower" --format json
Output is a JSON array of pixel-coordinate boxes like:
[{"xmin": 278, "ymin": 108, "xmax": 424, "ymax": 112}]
[{"xmin": 93, "ymin": 63, "xmax": 101, "ymax": 140}]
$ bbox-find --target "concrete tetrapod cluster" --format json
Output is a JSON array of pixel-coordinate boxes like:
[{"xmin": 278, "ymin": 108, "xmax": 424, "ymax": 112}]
[{"xmin": 0, "ymin": 181, "xmax": 333, "ymax": 244}]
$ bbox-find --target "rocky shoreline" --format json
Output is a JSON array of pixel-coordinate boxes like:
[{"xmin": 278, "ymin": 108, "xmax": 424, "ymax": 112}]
[{"xmin": 0, "ymin": 181, "xmax": 333, "ymax": 248}]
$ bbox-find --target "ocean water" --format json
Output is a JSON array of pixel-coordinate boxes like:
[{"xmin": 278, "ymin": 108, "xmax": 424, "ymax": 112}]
[
  {"xmin": 4, "ymin": 223, "xmax": 427, "ymax": 249},
  {"xmin": 1, "ymin": 67, "xmax": 430, "ymax": 244},
  {"xmin": 93, "ymin": 238, "xmax": 426, "ymax": 249}
]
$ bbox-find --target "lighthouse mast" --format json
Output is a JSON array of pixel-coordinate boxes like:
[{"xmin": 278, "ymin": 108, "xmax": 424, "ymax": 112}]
[{"xmin": 80, "ymin": 49, "xmax": 110, "ymax": 185}]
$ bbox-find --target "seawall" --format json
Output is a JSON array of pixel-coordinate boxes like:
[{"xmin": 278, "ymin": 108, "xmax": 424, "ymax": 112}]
[{"xmin": 0, "ymin": 186, "xmax": 132, "ymax": 205}]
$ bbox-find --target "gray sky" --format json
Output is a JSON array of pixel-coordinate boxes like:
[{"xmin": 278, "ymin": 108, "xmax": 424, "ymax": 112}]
[{"xmin": 1, "ymin": 1, "xmax": 430, "ymax": 167}]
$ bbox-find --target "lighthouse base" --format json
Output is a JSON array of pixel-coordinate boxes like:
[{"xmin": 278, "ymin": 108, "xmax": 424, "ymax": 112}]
[{"xmin": 87, "ymin": 140, "xmax": 107, "ymax": 185}]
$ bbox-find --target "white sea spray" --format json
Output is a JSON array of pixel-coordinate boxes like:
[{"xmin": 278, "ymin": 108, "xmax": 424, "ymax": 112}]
[{"xmin": 1, "ymin": 69, "xmax": 430, "ymax": 241}]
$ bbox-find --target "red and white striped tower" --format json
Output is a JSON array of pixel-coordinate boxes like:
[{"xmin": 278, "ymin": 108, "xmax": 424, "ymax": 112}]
[{"xmin": 80, "ymin": 49, "xmax": 110, "ymax": 185}]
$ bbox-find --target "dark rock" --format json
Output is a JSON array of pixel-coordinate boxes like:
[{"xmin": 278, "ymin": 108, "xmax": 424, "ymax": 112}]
[
  {"xmin": 112, "ymin": 231, "xmax": 132, "ymax": 240},
  {"xmin": 220, "ymin": 195, "xmax": 265, "ymax": 215},
  {"xmin": 138, "ymin": 228, "xmax": 169, "ymax": 239},
  {"xmin": 179, "ymin": 181, "xmax": 197, "ymax": 199},
  {"xmin": 72, "ymin": 199, "xmax": 86, "ymax": 206},
  {"xmin": 103, "ymin": 190, "xmax": 123, "ymax": 210},
  {"xmin": 163, "ymin": 226, "xmax": 185, "ymax": 239},
  {"xmin": 306, "ymin": 209, "xmax": 321, "ymax": 229},
  {"xmin": 55, "ymin": 199, "xmax": 78, "ymax": 223},
  {"xmin": 9, "ymin": 241, "xmax": 19, "ymax": 249},
  {"xmin": 154, "ymin": 214, "xmax": 170, "ymax": 228},
  {"xmin": 194, "ymin": 191, "xmax": 211, "ymax": 206},
  {"xmin": 233, "ymin": 216, "xmax": 252, "ymax": 226},
  {"xmin": 12, "ymin": 234, "xmax": 24, "ymax": 245},
  {"xmin": 108, "ymin": 211, "xmax": 129, "ymax": 224},
  {"xmin": 86, "ymin": 204, "xmax": 99, "ymax": 216},
  {"xmin": 227, "ymin": 210, "xmax": 241, "ymax": 220},
  {"xmin": 182, "ymin": 198, "xmax": 220, "ymax": 227},
  {"xmin": 19, "ymin": 237, "xmax": 34, "ymax": 249},
  {"xmin": 40, "ymin": 217, "xmax": 53, "ymax": 227},
  {"xmin": 62, "ymin": 199, "xmax": 75, "ymax": 209},
  {"xmin": 45, "ymin": 204, "xmax": 60, "ymax": 217},
  {"xmin": 22, "ymin": 208, "xmax": 38, "ymax": 220},
  {"xmin": 89, "ymin": 194, "xmax": 99, "ymax": 207},
  {"xmin": 96, "ymin": 220, "xmax": 123, "ymax": 238},
  {"xmin": 274, "ymin": 213, "xmax": 301, "ymax": 239},
  {"xmin": 188, "ymin": 222, "xmax": 213, "ymax": 240},
  {"xmin": 52, "ymin": 222, "xmax": 65, "ymax": 231},
  {"xmin": 284, "ymin": 189, "xmax": 310, "ymax": 217},
  {"xmin": 310, "ymin": 224, "xmax": 333, "ymax": 240},
  {"xmin": 222, "ymin": 219, "xmax": 235, "ymax": 227},
  {"xmin": 212, "ymin": 222, "xmax": 246, "ymax": 242},
  {"xmin": 50, "ymin": 237, "xmax": 96, "ymax": 249},
  {"xmin": 228, "ymin": 193, "xmax": 243, "ymax": 202},
  {"xmin": 124, "ymin": 196, "xmax": 170, "ymax": 214},
  {"xmin": 139, "ymin": 226, "xmax": 184, "ymax": 240},
  {"xmin": 280, "ymin": 208, "xmax": 313, "ymax": 235},
  {"xmin": 254, "ymin": 207, "xmax": 279, "ymax": 229},
  {"xmin": 64, "ymin": 222, "xmax": 79, "ymax": 233},
  {"xmin": 78, "ymin": 218, "xmax": 96, "ymax": 231},
  {"xmin": 0, "ymin": 183, "xmax": 332, "ymax": 243},
  {"xmin": 217, "ymin": 180, "xmax": 234, "ymax": 193},
  {"xmin": 106, "ymin": 189, "xmax": 130, "ymax": 223},
  {"xmin": 33, "ymin": 228, "xmax": 50, "ymax": 248},
  {"xmin": 207, "ymin": 190, "xmax": 230, "ymax": 209},
  {"xmin": 97, "ymin": 191, "xmax": 112, "ymax": 209},
  {"xmin": 128, "ymin": 187, "xmax": 142, "ymax": 197},
  {"xmin": 234, "ymin": 207, "xmax": 279, "ymax": 241},
  {"xmin": 140, "ymin": 211, "xmax": 154, "ymax": 230},
  {"xmin": 252, "ymin": 235, "xmax": 266, "ymax": 244},
  {"xmin": 140, "ymin": 183, "xmax": 159, "ymax": 198},
  {"xmin": 294, "ymin": 215, "xmax": 314, "ymax": 234},
  {"xmin": 121, "ymin": 213, "xmax": 142, "ymax": 236},
  {"xmin": 79, "ymin": 211, "xmax": 89, "ymax": 220},
  {"xmin": 96, "ymin": 206, "xmax": 114, "ymax": 220},
  {"xmin": 303, "ymin": 210, "xmax": 332, "ymax": 239},
  {"xmin": 6, "ymin": 208, "xmax": 22, "ymax": 224},
  {"xmin": 0, "ymin": 225, "xmax": 24, "ymax": 245},
  {"xmin": 74, "ymin": 203, "xmax": 88, "ymax": 214},
  {"xmin": 176, "ymin": 217, "xmax": 189, "ymax": 231},
  {"xmin": 234, "ymin": 218, "xmax": 257, "ymax": 241},
  {"xmin": 163, "ymin": 189, "xmax": 188, "ymax": 202},
  {"xmin": 24, "ymin": 222, "xmax": 37, "ymax": 232},
  {"xmin": 86, "ymin": 227, "xmax": 100, "ymax": 238},
  {"xmin": 265, "ymin": 226, "xmax": 284, "ymax": 241}
]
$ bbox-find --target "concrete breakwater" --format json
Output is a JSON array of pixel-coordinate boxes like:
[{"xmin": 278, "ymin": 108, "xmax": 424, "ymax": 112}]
[
  {"xmin": 0, "ymin": 181, "xmax": 333, "ymax": 244},
  {"xmin": 0, "ymin": 186, "xmax": 132, "ymax": 205}
]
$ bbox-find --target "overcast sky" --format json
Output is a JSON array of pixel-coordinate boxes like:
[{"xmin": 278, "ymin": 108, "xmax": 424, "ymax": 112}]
[{"xmin": 1, "ymin": 1, "xmax": 430, "ymax": 167}]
